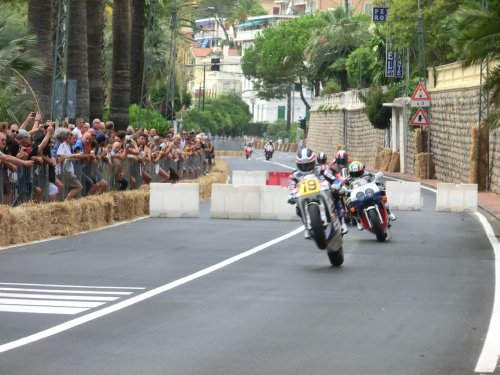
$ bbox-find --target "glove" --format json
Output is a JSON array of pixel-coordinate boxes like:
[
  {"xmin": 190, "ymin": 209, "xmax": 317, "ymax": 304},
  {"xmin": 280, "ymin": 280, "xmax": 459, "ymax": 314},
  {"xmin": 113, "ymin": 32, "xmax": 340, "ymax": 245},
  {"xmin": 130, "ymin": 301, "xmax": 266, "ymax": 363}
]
[{"xmin": 287, "ymin": 194, "xmax": 296, "ymax": 205}]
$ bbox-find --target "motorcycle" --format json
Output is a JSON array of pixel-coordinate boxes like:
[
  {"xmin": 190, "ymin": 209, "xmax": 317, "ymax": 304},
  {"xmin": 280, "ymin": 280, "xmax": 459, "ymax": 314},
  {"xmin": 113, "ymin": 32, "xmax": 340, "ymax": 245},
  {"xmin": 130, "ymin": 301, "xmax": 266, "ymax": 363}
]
[
  {"xmin": 245, "ymin": 145, "xmax": 252, "ymax": 159},
  {"xmin": 346, "ymin": 172, "xmax": 391, "ymax": 242},
  {"xmin": 334, "ymin": 167, "xmax": 351, "ymax": 224},
  {"xmin": 294, "ymin": 173, "xmax": 344, "ymax": 266},
  {"xmin": 264, "ymin": 147, "xmax": 274, "ymax": 161}
]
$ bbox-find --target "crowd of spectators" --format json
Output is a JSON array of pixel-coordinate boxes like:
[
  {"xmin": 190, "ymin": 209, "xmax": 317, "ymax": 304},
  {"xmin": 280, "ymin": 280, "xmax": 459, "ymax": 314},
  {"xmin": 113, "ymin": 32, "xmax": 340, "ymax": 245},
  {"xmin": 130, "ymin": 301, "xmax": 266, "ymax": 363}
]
[{"xmin": 0, "ymin": 112, "xmax": 215, "ymax": 205}]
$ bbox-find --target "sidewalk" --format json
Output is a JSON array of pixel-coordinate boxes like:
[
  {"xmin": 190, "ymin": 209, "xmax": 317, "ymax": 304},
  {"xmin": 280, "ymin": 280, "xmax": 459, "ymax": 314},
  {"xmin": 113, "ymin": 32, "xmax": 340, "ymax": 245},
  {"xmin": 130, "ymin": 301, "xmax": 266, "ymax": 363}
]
[{"xmin": 379, "ymin": 170, "xmax": 500, "ymax": 235}]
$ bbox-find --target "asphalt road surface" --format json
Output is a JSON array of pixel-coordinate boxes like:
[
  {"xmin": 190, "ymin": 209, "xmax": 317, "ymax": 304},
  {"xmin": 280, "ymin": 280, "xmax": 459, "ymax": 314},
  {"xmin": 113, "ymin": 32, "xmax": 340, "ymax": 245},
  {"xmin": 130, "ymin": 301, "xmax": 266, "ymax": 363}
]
[{"xmin": 0, "ymin": 149, "xmax": 497, "ymax": 374}]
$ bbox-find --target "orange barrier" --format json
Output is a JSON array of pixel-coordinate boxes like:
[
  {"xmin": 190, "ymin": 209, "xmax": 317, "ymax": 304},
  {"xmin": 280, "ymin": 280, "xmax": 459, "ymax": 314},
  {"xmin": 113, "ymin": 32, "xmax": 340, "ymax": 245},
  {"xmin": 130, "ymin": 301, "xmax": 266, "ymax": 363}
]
[{"xmin": 267, "ymin": 172, "xmax": 291, "ymax": 187}]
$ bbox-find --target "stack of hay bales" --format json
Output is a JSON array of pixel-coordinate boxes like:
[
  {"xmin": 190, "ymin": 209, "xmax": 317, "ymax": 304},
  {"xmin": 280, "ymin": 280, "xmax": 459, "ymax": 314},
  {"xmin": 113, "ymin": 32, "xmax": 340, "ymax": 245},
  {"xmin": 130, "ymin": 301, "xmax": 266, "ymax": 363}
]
[
  {"xmin": 414, "ymin": 127, "xmax": 434, "ymax": 179},
  {"xmin": 469, "ymin": 124, "xmax": 489, "ymax": 191},
  {"xmin": 0, "ymin": 159, "xmax": 229, "ymax": 247}
]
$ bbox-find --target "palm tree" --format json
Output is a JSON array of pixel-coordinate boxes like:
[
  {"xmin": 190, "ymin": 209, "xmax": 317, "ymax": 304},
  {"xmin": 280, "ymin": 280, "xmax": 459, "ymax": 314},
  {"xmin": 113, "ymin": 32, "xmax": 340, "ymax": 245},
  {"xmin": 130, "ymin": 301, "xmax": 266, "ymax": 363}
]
[
  {"xmin": 87, "ymin": 0, "xmax": 105, "ymax": 120},
  {"xmin": 130, "ymin": 0, "xmax": 145, "ymax": 105},
  {"xmin": 27, "ymin": 0, "xmax": 54, "ymax": 119},
  {"xmin": 109, "ymin": 0, "xmax": 131, "ymax": 130},
  {"xmin": 67, "ymin": 0, "xmax": 90, "ymax": 120},
  {"xmin": 453, "ymin": 0, "xmax": 500, "ymax": 128}
]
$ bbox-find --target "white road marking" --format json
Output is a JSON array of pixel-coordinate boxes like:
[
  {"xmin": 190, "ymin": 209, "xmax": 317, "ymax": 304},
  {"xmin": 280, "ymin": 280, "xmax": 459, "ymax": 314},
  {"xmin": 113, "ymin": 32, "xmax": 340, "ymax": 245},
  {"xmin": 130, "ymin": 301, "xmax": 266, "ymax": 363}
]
[
  {"xmin": 0, "ymin": 299, "xmax": 104, "ymax": 308},
  {"xmin": 0, "ymin": 287, "xmax": 132, "ymax": 295},
  {"xmin": 0, "ymin": 226, "xmax": 303, "ymax": 354},
  {"xmin": 474, "ymin": 212, "xmax": 500, "ymax": 373},
  {"xmin": 385, "ymin": 175, "xmax": 499, "ymax": 373},
  {"xmin": 0, "ymin": 293, "xmax": 119, "ymax": 301},
  {"xmin": 0, "ymin": 282, "xmax": 144, "ymax": 290},
  {"xmin": 0, "ymin": 305, "xmax": 88, "ymax": 315}
]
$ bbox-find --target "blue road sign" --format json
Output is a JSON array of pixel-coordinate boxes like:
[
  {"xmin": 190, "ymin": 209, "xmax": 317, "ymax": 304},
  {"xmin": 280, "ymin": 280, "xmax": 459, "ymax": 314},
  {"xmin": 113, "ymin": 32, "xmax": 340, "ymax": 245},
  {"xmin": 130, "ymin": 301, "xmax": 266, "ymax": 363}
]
[
  {"xmin": 373, "ymin": 7, "xmax": 388, "ymax": 23},
  {"xmin": 395, "ymin": 54, "xmax": 404, "ymax": 78},
  {"xmin": 386, "ymin": 50, "xmax": 395, "ymax": 77}
]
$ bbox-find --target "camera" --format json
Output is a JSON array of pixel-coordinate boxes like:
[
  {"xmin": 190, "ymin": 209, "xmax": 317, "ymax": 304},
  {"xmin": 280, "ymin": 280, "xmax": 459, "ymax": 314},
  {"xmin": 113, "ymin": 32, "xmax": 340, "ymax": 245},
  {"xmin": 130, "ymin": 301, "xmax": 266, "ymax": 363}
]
[{"xmin": 126, "ymin": 139, "xmax": 132, "ymax": 147}]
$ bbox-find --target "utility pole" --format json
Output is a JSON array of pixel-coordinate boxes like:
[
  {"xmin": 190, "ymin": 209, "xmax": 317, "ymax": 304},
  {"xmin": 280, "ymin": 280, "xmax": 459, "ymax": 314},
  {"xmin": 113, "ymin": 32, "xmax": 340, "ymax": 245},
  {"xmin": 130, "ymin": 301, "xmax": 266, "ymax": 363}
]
[{"xmin": 50, "ymin": 0, "xmax": 70, "ymax": 121}]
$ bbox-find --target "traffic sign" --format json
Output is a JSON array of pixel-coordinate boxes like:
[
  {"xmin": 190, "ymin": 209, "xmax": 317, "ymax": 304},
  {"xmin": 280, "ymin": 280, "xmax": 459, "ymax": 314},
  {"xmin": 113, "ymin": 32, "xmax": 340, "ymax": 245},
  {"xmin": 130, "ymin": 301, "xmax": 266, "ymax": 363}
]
[
  {"xmin": 373, "ymin": 7, "xmax": 388, "ymax": 23},
  {"xmin": 410, "ymin": 108, "xmax": 429, "ymax": 126},
  {"xmin": 411, "ymin": 82, "xmax": 431, "ymax": 107}
]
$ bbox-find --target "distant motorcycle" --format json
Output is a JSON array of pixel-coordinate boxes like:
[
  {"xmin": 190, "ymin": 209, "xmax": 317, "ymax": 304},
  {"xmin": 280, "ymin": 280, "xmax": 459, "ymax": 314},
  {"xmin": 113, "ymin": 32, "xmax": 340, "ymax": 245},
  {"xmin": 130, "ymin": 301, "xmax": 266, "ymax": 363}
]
[
  {"xmin": 294, "ymin": 173, "xmax": 344, "ymax": 266},
  {"xmin": 264, "ymin": 147, "xmax": 274, "ymax": 161},
  {"xmin": 347, "ymin": 172, "xmax": 391, "ymax": 242},
  {"xmin": 245, "ymin": 145, "xmax": 252, "ymax": 159}
]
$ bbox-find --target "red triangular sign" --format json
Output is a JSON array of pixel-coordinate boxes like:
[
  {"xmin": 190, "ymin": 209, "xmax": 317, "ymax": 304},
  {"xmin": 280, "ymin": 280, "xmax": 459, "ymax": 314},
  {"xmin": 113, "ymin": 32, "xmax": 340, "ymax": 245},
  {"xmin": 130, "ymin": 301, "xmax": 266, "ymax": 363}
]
[
  {"xmin": 410, "ymin": 108, "xmax": 429, "ymax": 126},
  {"xmin": 411, "ymin": 82, "xmax": 431, "ymax": 101}
]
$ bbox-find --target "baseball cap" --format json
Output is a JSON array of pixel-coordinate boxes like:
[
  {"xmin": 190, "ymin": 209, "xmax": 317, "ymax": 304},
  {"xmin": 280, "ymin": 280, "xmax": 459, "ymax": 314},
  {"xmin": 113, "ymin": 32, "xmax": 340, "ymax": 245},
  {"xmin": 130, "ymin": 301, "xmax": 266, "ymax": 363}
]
[
  {"xmin": 96, "ymin": 133, "xmax": 108, "ymax": 143},
  {"xmin": 16, "ymin": 129, "xmax": 30, "ymax": 139}
]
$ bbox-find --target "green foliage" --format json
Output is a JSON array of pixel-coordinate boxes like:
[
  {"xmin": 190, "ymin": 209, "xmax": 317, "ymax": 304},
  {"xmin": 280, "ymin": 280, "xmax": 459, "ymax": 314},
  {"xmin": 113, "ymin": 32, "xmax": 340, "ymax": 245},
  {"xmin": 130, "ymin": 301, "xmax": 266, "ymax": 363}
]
[
  {"xmin": 362, "ymin": 85, "xmax": 397, "ymax": 130},
  {"xmin": 129, "ymin": 104, "xmax": 170, "ymax": 134},
  {"xmin": 243, "ymin": 122, "xmax": 265, "ymax": 136},
  {"xmin": 346, "ymin": 47, "xmax": 377, "ymax": 89},
  {"xmin": 183, "ymin": 94, "xmax": 252, "ymax": 136},
  {"xmin": 241, "ymin": 12, "xmax": 329, "ymax": 102},
  {"xmin": 264, "ymin": 120, "xmax": 298, "ymax": 142},
  {"xmin": 0, "ymin": 86, "xmax": 33, "ymax": 123},
  {"xmin": 379, "ymin": 0, "xmax": 465, "ymax": 69}
]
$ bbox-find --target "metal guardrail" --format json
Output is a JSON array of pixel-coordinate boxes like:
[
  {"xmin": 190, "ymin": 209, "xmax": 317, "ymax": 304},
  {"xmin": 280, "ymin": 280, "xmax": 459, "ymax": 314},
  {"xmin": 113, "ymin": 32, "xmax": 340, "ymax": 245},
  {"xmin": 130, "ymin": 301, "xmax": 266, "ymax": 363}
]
[{"xmin": 0, "ymin": 152, "xmax": 208, "ymax": 206}]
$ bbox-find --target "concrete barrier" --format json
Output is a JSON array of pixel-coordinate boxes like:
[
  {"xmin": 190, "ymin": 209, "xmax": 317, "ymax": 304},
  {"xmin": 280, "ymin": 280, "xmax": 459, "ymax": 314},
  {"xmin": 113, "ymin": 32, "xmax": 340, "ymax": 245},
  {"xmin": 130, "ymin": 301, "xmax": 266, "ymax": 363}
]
[
  {"xmin": 232, "ymin": 170, "xmax": 267, "ymax": 186},
  {"xmin": 149, "ymin": 183, "xmax": 200, "ymax": 218},
  {"xmin": 436, "ymin": 183, "xmax": 478, "ymax": 212},
  {"xmin": 259, "ymin": 186, "xmax": 299, "ymax": 220},
  {"xmin": 211, "ymin": 184, "xmax": 299, "ymax": 220},
  {"xmin": 210, "ymin": 184, "xmax": 261, "ymax": 219},
  {"xmin": 386, "ymin": 181, "xmax": 423, "ymax": 210}
]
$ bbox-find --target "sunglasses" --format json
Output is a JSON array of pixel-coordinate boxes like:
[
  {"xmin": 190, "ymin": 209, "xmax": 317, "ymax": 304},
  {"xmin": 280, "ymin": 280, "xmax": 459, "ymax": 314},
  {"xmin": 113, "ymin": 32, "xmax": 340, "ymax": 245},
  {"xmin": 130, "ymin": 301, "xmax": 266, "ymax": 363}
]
[{"xmin": 11, "ymin": 130, "xmax": 19, "ymax": 134}]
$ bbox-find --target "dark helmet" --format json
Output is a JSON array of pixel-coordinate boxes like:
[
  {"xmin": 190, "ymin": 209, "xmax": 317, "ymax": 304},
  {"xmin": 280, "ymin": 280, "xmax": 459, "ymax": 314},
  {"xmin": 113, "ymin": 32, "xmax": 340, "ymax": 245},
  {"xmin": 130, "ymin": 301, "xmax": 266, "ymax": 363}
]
[
  {"xmin": 348, "ymin": 161, "xmax": 365, "ymax": 178},
  {"xmin": 295, "ymin": 148, "xmax": 316, "ymax": 172},
  {"xmin": 317, "ymin": 152, "xmax": 327, "ymax": 165}
]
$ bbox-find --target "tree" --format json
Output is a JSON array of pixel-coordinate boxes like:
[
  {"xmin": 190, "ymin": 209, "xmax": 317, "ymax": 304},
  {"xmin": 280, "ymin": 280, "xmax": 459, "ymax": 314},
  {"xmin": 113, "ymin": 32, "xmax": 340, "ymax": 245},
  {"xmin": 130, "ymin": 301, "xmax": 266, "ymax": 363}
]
[
  {"xmin": 346, "ymin": 47, "xmax": 377, "ymax": 89},
  {"xmin": 451, "ymin": 0, "xmax": 500, "ymax": 128},
  {"xmin": 87, "ymin": 0, "xmax": 105, "ymax": 120},
  {"xmin": 380, "ymin": 0, "xmax": 465, "ymax": 69},
  {"xmin": 242, "ymin": 13, "xmax": 329, "ymax": 110},
  {"xmin": 304, "ymin": 8, "xmax": 370, "ymax": 92},
  {"xmin": 109, "ymin": 0, "xmax": 131, "ymax": 131},
  {"xmin": 27, "ymin": 0, "xmax": 53, "ymax": 119},
  {"xmin": 67, "ymin": 0, "xmax": 90, "ymax": 120},
  {"xmin": 130, "ymin": 0, "xmax": 145, "ymax": 105}
]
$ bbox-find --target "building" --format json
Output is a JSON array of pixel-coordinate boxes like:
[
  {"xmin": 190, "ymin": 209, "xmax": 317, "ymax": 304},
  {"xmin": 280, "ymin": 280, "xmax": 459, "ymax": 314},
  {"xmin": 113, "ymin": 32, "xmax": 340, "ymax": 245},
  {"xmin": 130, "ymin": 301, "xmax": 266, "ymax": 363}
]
[{"xmin": 273, "ymin": 0, "xmax": 373, "ymax": 15}]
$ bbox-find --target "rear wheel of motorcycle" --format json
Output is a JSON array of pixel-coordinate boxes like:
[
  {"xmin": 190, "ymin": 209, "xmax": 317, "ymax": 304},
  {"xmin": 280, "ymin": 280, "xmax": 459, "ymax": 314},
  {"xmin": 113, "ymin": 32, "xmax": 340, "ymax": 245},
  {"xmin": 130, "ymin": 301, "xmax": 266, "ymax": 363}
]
[
  {"xmin": 308, "ymin": 204, "xmax": 327, "ymax": 249},
  {"xmin": 328, "ymin": 247, "xmax": 344, "ymax": 267},
  {"xmin": 367, "ymin": 209, "xmax": 386, "ymax": 242}
]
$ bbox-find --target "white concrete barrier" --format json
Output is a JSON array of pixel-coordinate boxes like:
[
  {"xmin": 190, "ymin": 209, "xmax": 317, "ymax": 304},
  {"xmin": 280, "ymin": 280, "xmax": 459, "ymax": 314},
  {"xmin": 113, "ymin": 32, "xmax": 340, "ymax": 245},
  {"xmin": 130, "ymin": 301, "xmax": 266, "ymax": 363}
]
[
  {"xmin": 386, "ymin": 181, "xmax": 423, "ymax": 210},
  {"xmin": 232, "ymin": 170, "xmax": 267, "ymax": 186},
  {"xmin": 210, "ymin": 184, "xmax": 261, "ymax": 219},
  {"xmin": 149, "ymin": 183, "xmax": 199, "ymax": 218},
  {"xmin": 259, "ymin": 186, "xmax": 299, "ymax": 220},
  {"xmin": 436, "ymin": 183, "xmax": 478, "ymax": 212}
]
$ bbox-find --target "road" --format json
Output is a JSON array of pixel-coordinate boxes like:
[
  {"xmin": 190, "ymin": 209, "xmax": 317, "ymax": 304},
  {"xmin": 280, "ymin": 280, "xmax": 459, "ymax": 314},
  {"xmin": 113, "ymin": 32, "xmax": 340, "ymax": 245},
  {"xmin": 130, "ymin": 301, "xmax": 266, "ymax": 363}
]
[{"xmin": 0, "ymin": 149, "xmax": 497, "ymax": 374}]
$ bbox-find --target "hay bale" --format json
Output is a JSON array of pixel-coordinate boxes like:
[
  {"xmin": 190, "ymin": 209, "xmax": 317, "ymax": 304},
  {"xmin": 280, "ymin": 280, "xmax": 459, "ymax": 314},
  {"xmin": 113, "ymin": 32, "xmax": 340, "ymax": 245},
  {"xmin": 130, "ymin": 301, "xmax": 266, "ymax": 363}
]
[
  {"xmin": 374, "ymin": 147, "xmax": 384, "ymax": 169},
  {"xmin": 415, "ymin": 128, "xmax": 429, "ymax": 153},
  {"xmin": 182, "ymin": 159, "xmax": 228, "ymax": 201},
  {"xmin": 379, "ymin": 148, "xmax": 393, "ymax": 171},
  {"xmin": 388, "ymin": 151, "xmax": 400, "ymax": 172},
  {"xmin": 416, "ymin": 152, "xmax": 435, "ymax": 179},
  {"xmin": 0, "ymin": 205, "xmax": 11, "ymax": 246}
]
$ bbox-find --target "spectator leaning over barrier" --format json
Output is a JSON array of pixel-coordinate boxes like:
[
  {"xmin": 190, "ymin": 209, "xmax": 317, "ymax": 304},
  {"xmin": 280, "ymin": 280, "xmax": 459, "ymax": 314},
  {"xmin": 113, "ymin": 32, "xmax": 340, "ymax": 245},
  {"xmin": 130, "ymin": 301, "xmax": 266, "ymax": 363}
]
[
  {"xmin": 30, "ymin": 126, "xmax": 54, "ymax": 202},
  {"xmin": 110, "ymin": 141, "xmax": 129, "ymax": 191},
  {"xmin": 0, "ymin": 131, "xmax": 34, "ymax": 204},
  {"xmin": 134, "ymin": 133, "xmax": 152, "ymax": 184},
  {"xmin": 55, "ymin": 128, "xmax": 82, "ymax": 200},
  {"xmin": 86, "ymin": 133, "xmax": 108, "ymax": 195},
  {"xmin": 74, "ymin": 118, "xmax": 84, "ymax": 139}
]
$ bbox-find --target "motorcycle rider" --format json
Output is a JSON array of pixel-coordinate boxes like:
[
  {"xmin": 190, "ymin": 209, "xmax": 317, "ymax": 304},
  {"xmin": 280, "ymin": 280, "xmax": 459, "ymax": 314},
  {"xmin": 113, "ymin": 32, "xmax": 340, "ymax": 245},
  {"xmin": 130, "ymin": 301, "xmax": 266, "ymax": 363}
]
[
  {"xmin": 345, "ymin": 160, "xmax": 397, "ymax": 230},
  {"xmin": 287, "ymin": 148, "xmax": 348, "ymax": 239},
  {"xmin": 330, "ymin": 149, "xmax": 349, "ymax": 175},
  {"xmin": 264, "ymin": 139, "xmax": 274, "ymax": 154},
  {"xmin": 315, "ymin": 152, "xmax": 348, "ymax": 234}
]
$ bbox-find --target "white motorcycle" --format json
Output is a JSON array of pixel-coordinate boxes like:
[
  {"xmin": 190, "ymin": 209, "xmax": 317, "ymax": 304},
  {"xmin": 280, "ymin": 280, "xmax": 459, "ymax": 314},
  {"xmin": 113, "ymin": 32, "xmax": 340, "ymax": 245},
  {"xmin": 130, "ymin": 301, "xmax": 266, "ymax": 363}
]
[{"xmin": 294, "ymin": 173, "xmax": 344, "ymax": 267}]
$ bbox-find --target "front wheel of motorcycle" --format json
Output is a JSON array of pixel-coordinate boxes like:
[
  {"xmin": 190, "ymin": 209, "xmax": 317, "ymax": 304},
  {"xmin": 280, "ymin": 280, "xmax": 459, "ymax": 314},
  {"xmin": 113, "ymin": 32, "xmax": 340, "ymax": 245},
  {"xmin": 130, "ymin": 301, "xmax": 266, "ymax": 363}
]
[
  {"xmin": 327, "ymin": 247, "xmax": 344, "ymax": 267},
  {"xmin": 367, "ymin": 209, "xmax": 386, "ymax": 242},
  {"xmin": 308, "ymin": 204, "xmax": 327, "ymax": 249}
]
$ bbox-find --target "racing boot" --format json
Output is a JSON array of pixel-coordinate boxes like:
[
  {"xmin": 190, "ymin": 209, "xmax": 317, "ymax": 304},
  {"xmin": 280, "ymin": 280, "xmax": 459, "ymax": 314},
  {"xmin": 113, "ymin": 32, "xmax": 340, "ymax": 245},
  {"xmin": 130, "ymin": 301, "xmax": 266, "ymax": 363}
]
[
  {"xmin": 387, "ymin": 208, "xmax": 397, "ymax": 221},
  {"xmin": 340, "ymin": 217, "xmax": 348, "ymax": 235},
  {"xmin": 304, "ymin": 229, "xmax": 311, "ymax": 240},
  {"xmin": 354, "ymin": 217, "xmax": 364, "ymax": 231}
]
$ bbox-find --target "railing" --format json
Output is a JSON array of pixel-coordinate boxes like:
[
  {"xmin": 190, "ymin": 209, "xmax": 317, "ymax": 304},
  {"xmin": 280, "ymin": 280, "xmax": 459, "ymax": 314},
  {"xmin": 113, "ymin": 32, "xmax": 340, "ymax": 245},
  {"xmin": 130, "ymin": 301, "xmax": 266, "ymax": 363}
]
[{"xmin": 0, "ymin": 152, "xmax": 208, "ymax": 206}]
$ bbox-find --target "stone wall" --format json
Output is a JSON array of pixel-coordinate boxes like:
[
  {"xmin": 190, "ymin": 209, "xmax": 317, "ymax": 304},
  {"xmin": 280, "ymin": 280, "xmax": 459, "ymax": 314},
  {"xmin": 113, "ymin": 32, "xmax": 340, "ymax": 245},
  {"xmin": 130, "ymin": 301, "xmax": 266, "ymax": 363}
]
[
  {"xmin": 307, "ymin": 91, "xmax": 385, "ymax": 167},
  {"xmin": 490, "ymin": 129, "xmax": 500, "ymax": 194}
]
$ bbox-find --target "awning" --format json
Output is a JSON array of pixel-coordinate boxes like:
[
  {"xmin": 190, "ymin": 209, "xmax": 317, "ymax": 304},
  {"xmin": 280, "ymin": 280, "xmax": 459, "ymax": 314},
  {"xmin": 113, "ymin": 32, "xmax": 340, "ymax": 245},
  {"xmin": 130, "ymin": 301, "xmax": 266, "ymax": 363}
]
[
  {"xmin": 195, "ymin": 20, "xmax": 215, "ymax": 26},
  {"xmin": 235, "ymin": 19, "xmax": 267, "ymax": 28}
]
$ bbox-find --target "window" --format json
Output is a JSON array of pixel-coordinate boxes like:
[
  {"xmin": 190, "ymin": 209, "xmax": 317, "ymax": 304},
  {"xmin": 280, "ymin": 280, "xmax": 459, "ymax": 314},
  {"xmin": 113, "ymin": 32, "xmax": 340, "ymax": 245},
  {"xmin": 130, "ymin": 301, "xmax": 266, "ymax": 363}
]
[{"xmin": 278, "ymin": 106, "xmax": 286, "ymax": 120}]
